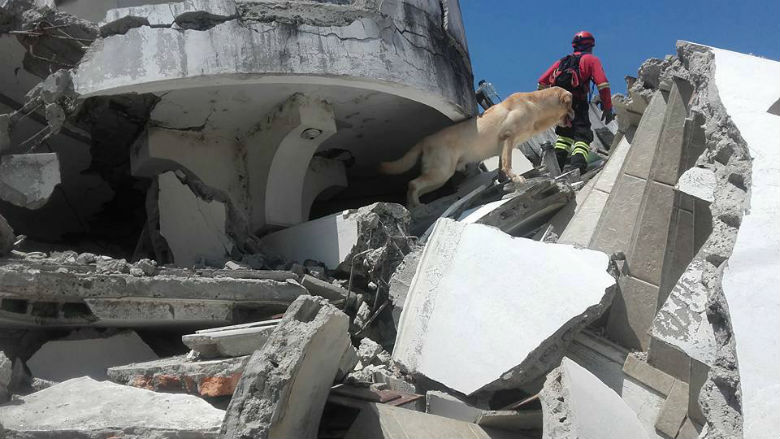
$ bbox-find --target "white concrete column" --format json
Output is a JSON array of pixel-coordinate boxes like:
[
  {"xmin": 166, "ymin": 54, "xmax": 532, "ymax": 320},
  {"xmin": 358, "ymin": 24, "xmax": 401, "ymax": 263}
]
[{"xmin": 301, "ymin": 156, "xmax": 347, "ymax": 220}]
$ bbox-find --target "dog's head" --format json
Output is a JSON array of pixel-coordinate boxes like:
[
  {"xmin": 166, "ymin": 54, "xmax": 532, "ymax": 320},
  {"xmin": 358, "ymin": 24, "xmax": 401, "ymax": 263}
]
[{"xmin": 556, "ymin": 88, "xmax": 575, "ymax": 128}]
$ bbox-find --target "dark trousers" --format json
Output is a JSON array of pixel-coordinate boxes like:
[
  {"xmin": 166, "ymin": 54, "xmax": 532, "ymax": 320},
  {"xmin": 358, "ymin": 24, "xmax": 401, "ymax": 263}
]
[{"xmin": 554, "ymin": 98, "xmax": 593, "ymax": 144}]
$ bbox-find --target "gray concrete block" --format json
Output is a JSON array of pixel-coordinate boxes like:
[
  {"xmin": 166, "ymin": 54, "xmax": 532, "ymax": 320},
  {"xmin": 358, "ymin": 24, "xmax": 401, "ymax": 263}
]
[
  {"xmin": 594, "ymin": 136, "xmax": 632, "ymax": 195},
  {"xmin": 27, "ymin": 330, "xmax": 158, "ymax": 382},
  {"xmin": 344, "ymin": 401, "xmax": 505, "ymax": 439},
  {"xmin": 650, "ymin": 82, "xmax": 690, "ymax": 185},
  {"xmin": 541, "ymin": 357, "xmax": 648, "ymax": 439},
  {"xmin": 658, "ymin": 207, "xmax": 694, "ymax": 307},
  {"xmin": 590, "ymin": 173, "xmax": 646, "ymax": 255},
  {"xmin": 220, "ymin": 295, "xmax": 350, "ymax": 439},
  {"xmin": 0, "ymin": 376, "xmax": 224, "ymax": 437},
  {"xmin": 606, "ymin": 275, "xmax": 659, "ymax": 351},
  {"xmin": 693, "ymin": 198, "xmax": 713, "ymax": 254},
  {"xmin": 688, "ymin": 358, "xmax": 709, "ymax": 426},
  {"xmin": 182, "ymin": 319, "xmax": 280, "ymax": 358},
  {"xmin": 628, "ymin": 181, "xmax": 676, "ymax": 286},
  {"xmin": 0, "ymin": 153, "xmax": 61, "ymax": 209},
  {"xmin": 623, "ymin": 353, "xmax": 676, "ymax": 396},
  {"xmin": 558, "ymin": 188, "xmax": 609, "ymax": 247},
  {"xmin": 425, "ymin": 390, "xmax": 483, "ymax": 422},
  {"xmin": 623, "ymin": 92, "xmax": 668, "ymax": 180},
  {"xmin": 301, "ymin": 274, "xmax": 349, "ymax": 302},
  {"xmin": 655, "ymin": 380, "xmax": 689, "ymax": 438}
]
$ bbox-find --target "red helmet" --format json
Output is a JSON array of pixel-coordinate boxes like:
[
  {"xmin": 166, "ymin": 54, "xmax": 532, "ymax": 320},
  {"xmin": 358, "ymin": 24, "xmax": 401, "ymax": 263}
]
[{"xmin": 572, "ymin": 31, "xmax": 595, "ymax": 50}]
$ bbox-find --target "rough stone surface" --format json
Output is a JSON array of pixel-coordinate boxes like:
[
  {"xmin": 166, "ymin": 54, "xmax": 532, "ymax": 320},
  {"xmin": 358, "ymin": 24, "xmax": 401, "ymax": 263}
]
[
  {"xmin": 220, "ymin": 295, "xmax": 350, "ymax": 439},
  {"xmin": 0, "ymin": 153, "xmax": 60, "ymax": 209},
  {"xmin": 0, "ymin": 350, "xmax": 10, "ymax": 402},
  {"xmin": 393, "ymin": 219, "xmax": 616, "ymax": 396},
  {"xmin": 0, "ymin": 376, "xmax": 224, "ymax": 437},
  {"xmin": 540, "ymin": 357, "xmax": 648, "ymax": 439},
  {"xmin": 0, "ymin": 213, "xmax": 14, "ymax": 255},
  {"xmin": 108, "ymin": 355, "xmax": 248, "ymax": 397},
  {"xmin": 26, "ymin": 330, "xmax": 158, "ymax": 382}
]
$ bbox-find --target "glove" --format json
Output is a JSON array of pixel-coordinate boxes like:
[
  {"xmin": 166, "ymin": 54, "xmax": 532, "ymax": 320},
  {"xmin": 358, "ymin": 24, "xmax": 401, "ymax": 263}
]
[{"xmin": 601, "ymin": 109, "xmax": 615, "ymax": 124}]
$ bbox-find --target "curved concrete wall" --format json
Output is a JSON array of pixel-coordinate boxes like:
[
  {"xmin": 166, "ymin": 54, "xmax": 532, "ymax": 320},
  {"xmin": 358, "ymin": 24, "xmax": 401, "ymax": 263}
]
[{"xmin": 73, "ymin": 0, "xmax": 475, "ymax": 120}]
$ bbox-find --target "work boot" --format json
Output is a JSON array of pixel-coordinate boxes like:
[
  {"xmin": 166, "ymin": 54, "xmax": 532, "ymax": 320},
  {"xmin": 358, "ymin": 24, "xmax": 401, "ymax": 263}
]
[
  {"xmin": 569, "ymin": 153, "xmax": 588, "ymax": 175},
  {"xmin": 555, "ymin": 149, "xmax": 568, "ymax": 171}
]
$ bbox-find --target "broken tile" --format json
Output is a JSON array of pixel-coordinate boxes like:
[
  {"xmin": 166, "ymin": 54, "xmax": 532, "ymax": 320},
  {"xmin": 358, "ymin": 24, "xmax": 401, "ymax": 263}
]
[
  {"xmin": 393, "ymin": 219, "xmax": 616, "ymax": 396},
  {"xmin": 540, "ymin": 357, "xmax": 648, "ymax": 439},
  {"xmin": 220, "ymin": 295, "xmax": 350, "ymax": 438},
  {"xmin": 26, "ymin": 330, "xmax": 158, "ymax": 382},
  {"xmin": 0, "ymin": 377, "xmax": 224, "ymax": 437}
]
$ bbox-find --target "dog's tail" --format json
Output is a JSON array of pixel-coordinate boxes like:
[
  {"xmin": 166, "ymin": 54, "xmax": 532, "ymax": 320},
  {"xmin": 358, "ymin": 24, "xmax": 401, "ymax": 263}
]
[{"xmin": 378, "ymin": 143, "xmax": 423, "ymax": 175}]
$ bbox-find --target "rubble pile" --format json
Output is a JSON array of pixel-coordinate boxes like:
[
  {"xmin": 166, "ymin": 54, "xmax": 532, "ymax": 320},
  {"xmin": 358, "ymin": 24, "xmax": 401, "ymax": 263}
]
[{"xmin": 0, "ymin": 0, "xmax": 775, "ymax": 437}]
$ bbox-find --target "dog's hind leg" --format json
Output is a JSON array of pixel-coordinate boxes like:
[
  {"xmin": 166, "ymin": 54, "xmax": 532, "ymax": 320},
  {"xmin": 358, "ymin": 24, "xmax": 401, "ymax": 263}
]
[{"xmin": 406, "ymin": 149, "xmax": 457, "ymax": 208}]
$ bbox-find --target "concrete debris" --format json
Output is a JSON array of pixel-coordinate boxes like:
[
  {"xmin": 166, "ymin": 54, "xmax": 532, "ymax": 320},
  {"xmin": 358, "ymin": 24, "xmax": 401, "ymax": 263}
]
[
  {"xmin": 0, "ymin": 376, "xmax": 225, "ymax": 438},
  {"xmin": 393, "ymin": 219, "xmax": 616, "ymax": 396},
  {"xmin": 0, "ymin": 255, "xmax": 306, "ymax": 326},
  {"xmin": 0, "ymin": 350, "xmax": 10, "ymax": 402},
  {"xmin": 0, "ymin": 214, "xmax": 14, "ymax": 256},
  {"xmin": 0, "ymin": 153, "xmax": 60, "ymax": 209},
  {"xmin": 108, "ymin": 354, "xmax": 248, "ymax": 397},
  {"xmin": 0, "ymin": 0, "xmax": 768, "ymax": 436},
  {"xmin": 220, "ymin": 295, "xmax": 350, "ymax": 439},
  {"xmin": 342, "ymin": 401, "xmax": 516, "ymax": 439},
  {"xmin": 182, "ymin": 319, "xmax": 280, "ymax": 358},
  {"xmin": 540, "ymin": 357, "xmax": 648, "ymax": 439},
  {"xmin": 26, "ymin": 330, "xmax": 158, "ymax": 382}
]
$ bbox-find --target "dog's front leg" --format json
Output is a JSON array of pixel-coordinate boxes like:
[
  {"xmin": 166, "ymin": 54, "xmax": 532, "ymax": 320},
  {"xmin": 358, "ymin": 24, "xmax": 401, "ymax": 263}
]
[{"xmin": 498, "ymin": 139, "xmax": 525, "ymax": 184}]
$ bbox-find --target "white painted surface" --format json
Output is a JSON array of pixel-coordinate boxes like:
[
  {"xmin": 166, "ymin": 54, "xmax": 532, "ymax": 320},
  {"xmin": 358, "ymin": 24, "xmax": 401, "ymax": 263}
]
[
  {"xmin": 558, "ymin": 357, "xmax": 649, "ymax": 439},
  {"xmin": 158, "ymin": 172, "xmax": 233, "ymax": 267},
  {"xmin": 714, "ymin": 47, "xmax": 780, "ymax": 439},
  {"xmin": 675, "ymin": 166, "xmax": 716, "ymax": 203},
  {"xmin": 260, "ymin": 209, "xmax": 359, "ymax": 269},
  {"xmin": 393, "ymin": 219, "xmax": 615, "ymax": 395},
  {"xmin": 27, "ymin": 331, "xmax": 158, "ymax": 381}
]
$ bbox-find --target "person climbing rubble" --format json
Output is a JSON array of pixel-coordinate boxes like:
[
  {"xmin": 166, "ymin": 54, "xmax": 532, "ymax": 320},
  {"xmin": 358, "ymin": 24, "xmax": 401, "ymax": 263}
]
[
  {"xmin": 475, "ymin": 79, "xmax": 501, "ymax": 111},
  {"xmin": 537, "ymin": 31, "xmax": 615, "ymax": 174}
]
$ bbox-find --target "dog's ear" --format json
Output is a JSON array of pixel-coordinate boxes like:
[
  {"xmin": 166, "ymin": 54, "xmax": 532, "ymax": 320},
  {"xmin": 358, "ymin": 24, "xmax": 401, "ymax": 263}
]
[{"xmin": 560, "ymin": 91, "xmax": 573, "ymax": 109}]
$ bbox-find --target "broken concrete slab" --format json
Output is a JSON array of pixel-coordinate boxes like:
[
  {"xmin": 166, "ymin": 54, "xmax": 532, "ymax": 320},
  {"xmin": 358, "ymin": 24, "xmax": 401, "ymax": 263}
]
[
  {"xmin": 393, "ymin": 219, "xmax": 616, "ymax": 396},
  {"xmin": 343, "ymin": 401, "xmax": 517, "ymax": 439},
  {"xmin": 540, "ymin": 357, "xmax": 648, "ymax": 439},
  {"xmin": 460, "ymin": 178, "xmax": 574, "ymax": 236},
  {"xmin": 676, "ymin": 166, "xmax": 716, "ymax": 203},
  {"xmin": 0, "ymin": 350, "xmax": 10, "ymax": 402},
  {"xmin": 655, "ymin": 379, "xmax": 689, "ymax": 438},
  {"xmin": 301, "ymin": 274, "xmax": 349, "ymax": 302},
  {"xmin": 108, "ymin": 354, "xmax": 248, "ymax": 397},
  {"xmin": 425, "ymin": 390, "xmax": 483, "ymax": 422},
  {"xmin": 0, "ymin": 376, "xmax": 224, "ymax": 437},
  {"xmin": 0, "ymin": 256, "xmax": 306, "ymax": 327},
  {"xmin": 220, "ymin": 295, "xmax": 350, "ymax": 439},
  {"xmin": 182, "ymin": 319, "xmax": 280, "ymax": 358},
  {"xmin": 0, "ymin": 213, "xmax": 13, "ymax": 255},
  {"xmin": 387, "ymin": 247, "xmax": 422, "ymax": 328},
  {"xmin": 0, "ymin": 153, "xmax": 60, "ymax": 209},
  {"xmin": 26, "ymin": 330, "xmax": 157, "ymax": 382}
]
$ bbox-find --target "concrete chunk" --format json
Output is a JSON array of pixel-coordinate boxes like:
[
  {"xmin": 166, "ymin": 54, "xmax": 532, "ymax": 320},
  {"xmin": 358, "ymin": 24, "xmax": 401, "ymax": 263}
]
[
  {"xmin": 220, "ymin": 295, "xmax": 350, "ymax": 439},
  {"xmin": 0, "ymin": 376, "xmax": 224, "ymax": 438},
  {"xmin": 0, "ymin": 153, "xmax": 60, "ymax": 209},
  {"xmin": 301, "ymin": 274, "xmax": 349, "ymax": 301},
  {"xmin": 27, "ymin": 330, "xmax": 158, "ymax": 382},
  {"xmin": 393, "ymin": 219, "xmax": 616, "ymax": 396},
  {"xmin": 182, "ymin": 319, "xmax": 280, "ymax": 358},
  {"xmin": 675, "ymin": 166, "xmax": 716, "ymax": 203},
  {"xmin": 108, "ymin": 355, "xmax": 248, "ymax": 397},
  {"xmin": 344, "ymin": 401, "xmax": 511, "ymax": 439},
  {"xmin": 540, "ymin": 357, "xmax": 648, "ymax": 439}
]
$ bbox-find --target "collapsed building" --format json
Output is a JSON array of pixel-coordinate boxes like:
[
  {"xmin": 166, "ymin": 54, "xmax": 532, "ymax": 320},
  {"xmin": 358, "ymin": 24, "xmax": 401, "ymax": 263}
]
[{"xmin": 0, "ymin": 1, "xmax": 778, "ymax": 438}]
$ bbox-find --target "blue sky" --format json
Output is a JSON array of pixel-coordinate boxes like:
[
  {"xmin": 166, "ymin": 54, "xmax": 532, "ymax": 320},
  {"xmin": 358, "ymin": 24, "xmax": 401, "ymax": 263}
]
[{"xmin": 459, "ymin": 0, "xmax": 780, "ymax": 96}]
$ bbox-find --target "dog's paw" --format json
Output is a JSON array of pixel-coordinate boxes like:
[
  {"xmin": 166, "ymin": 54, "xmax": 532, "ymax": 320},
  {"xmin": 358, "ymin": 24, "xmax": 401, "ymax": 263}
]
[{"xmin": 511, "ymin": 175, "xmax": 526, "ymax": 184}]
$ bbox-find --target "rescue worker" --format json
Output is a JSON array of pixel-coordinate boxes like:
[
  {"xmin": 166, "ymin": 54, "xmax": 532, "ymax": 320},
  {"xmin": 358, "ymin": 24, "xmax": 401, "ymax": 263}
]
[
  {"xmin": 537, "ymin": 31, "xmax": 615, "ymax": 173},
  {"xmin": 475, "ymin": 79, "xmax": 501, "ymax": 111}
]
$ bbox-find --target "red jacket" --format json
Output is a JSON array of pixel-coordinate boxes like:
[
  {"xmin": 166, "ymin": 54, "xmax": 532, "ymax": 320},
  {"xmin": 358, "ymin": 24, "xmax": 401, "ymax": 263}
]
[{"xmin": 538, "ymin": 52, "xmax": 612, "ymax": 111}]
